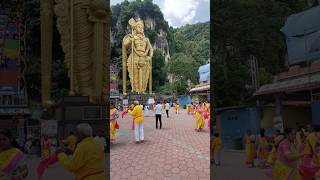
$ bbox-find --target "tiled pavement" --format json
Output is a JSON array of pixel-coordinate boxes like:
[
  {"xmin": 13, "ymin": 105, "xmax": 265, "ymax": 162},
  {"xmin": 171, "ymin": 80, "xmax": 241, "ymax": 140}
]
[{"xmin": 110, "ymin": 109, "xmax": 210, "ymax": 180}]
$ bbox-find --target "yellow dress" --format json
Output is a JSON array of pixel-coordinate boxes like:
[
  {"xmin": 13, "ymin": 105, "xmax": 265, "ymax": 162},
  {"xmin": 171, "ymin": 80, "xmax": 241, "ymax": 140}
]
[
  {"xmin": 0, "ymin": 148, "xmax": 24, "ymax": 179},
  {"xmin": 174, "ymin": 104, "xmax": 180, "ymax": 113},
  {"xmin": 213, "ymin": 138, "xmax": 222, "ymax": 153},
  {"xmin": 245, "ymin": 135, "xmax": 255, "ymax": 165},
  {"xmin": 258, "ymin": 136, "xmax": 269, "ymax": 162},
  {"xmin": 129, "ymin": 105, "xmax": 144, "ymax": 124},
  {"xmin": 200, "ymin": 115, "xmax": 205, "ymax": 128},
  {"xmin": 195, "ymin": 111, "xmax": 204, "ymax": 130},
  {"xmin": 58, "ymin": 137, "xmax": 105, "ymax": 180},
  {"xmin": 273, "ymin": 160, "xmax": 301, "ymax": 180},
  {"xmin": 210, "ymin": 137, "xmax": 214, "ymax": 161},
  {"xmin": 305, "ymin": 132, "xmax": 317, "ymax": 154},
  {"xmin": 267, "ymin": 145, "xmax": 277, "ymax": 166},
  {"xmin": 273, "ymin": 140, "xmax": 301, "ymax": 180},
  {"xmin": 110, "ymin": 122, "xmax": 116, "ymax": 142},
  {"xmin": 110, "ymin": 108, "xmax": 117, "ymax": 142}
]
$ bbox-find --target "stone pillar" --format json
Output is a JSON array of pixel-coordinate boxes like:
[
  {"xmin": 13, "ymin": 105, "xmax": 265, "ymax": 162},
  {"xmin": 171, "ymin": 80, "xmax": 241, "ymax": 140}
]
[
  {"xmin": 93, "ymin": 22, "xmax": 104, "ymax": 102},
  {"xmin": 40, "ymin": 0, "xmax": 53, "ymax": 106},
  {"xmin": 87, "ymin": 0, "xmax": 108, "ymax": 102}
]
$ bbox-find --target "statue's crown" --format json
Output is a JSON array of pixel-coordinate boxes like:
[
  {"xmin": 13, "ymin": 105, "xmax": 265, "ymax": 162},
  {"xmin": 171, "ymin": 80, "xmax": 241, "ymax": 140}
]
[{"xmin": 129, "ymin": 18, "xmax": 144, "ymax": 28}]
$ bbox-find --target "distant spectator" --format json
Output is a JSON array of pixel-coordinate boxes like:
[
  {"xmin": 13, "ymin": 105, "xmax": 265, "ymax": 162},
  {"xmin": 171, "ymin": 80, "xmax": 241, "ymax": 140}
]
[{"xmin": 155, "ymin": 101, "xmax": 162, "ymax": 129}]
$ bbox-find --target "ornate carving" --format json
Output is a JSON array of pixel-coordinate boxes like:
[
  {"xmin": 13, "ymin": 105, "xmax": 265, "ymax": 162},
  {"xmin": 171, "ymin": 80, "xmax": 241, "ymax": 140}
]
[
  {"xmin": 88, "ymin": 0, "xmax": 108, "ymax": 22},
  {"xmin": 54, "ymin": 0, "xmax": 109, "ymax": 102}
]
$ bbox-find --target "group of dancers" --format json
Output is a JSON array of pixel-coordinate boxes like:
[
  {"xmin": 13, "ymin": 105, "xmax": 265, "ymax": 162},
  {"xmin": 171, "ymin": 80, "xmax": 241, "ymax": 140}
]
[
  {"xmin": 1, "ymin": 123, "xmax": 107, "ymax": 179},
  {"xmin": 244, "ymin": 125, "xmax": 320, "ymax": 179},
  {"xmin": 110, "ymin": 101, "xmax": 145, "ymax": 144},
  {"xmin": 186, "ymin": 102, "xmax": 210, "ymax": 132},
  {"xmin": 109, "ymin": 101, "xmax": 211, "ymax": 144}
]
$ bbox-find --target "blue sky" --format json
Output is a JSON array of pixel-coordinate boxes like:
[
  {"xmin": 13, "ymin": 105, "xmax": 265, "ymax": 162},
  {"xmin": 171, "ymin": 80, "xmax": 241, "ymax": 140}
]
[{"xmin": 110, "ymin": 0, "xmax": 210, "ymax": 28}]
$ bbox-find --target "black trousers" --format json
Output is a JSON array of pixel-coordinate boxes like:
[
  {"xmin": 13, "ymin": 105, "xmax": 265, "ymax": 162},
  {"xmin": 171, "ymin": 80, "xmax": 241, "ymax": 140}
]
[
  {"xmin": 156, "ymin": 114, "xmax": 162, "ymax": 129},
  {"xmin": 166, "ymin": 110, "xmax": 169, "ymax": 118}
]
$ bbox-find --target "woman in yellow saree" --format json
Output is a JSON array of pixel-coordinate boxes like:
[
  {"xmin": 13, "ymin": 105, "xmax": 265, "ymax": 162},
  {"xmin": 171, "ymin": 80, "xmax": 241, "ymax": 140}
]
[
  {"xmin": 257, "ymin": 129, "xmax": 269, "ymax": 168},
  {"xmin": 0, "ymin": 129, "xmax": 28, "ymax": 179},
  {"xmin": 110, "ymin": 104, "xmax": 119, "ymax": 144},
  {"xmin": 174, "ymin": 103, "xmax": 180, "ymax": 114},
  {"xmin": 244, "ymin": 130, "xmax": 256, "ymax": 167},
  {"xmin": 273, "ymin": 128, "xmax": 306, "ymax": 180},
  {"xmin": 194, "ymin": 106, "xmax": 205, "ymax": 132},
  {"xmin": 266, "ymin": 130, "xmax": 284, "ymax": 167},
  {"xmin": 186, "ymin": 104, "xmax": 190, "ymax": 115}
]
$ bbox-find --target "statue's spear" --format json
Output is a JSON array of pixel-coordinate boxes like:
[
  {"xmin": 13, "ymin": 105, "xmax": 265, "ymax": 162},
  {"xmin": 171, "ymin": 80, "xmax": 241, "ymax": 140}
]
[{"xmin": 131, "ymin": 24, "xmax": 134, "ymax": 92}]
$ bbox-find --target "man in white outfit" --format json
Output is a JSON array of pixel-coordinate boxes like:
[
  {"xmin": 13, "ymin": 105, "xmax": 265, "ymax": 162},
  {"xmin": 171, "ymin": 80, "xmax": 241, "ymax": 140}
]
[{"xmin": 155, "ymin": 101, "xmax": 162, "ymax": 129}]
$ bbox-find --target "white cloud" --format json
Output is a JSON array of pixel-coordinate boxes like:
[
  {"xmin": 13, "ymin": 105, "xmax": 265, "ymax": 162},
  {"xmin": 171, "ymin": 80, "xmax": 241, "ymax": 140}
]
[{"xmin": 161, "ymin": 0, "xmax": 199, "ymax": 26}]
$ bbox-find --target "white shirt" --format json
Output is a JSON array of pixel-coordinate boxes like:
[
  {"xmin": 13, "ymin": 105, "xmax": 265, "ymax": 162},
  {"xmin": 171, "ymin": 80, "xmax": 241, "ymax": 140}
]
[
  {"xmin": 155, "ymin": 104, "xmax": 162, "ymax": 115},
  {"xmin": 165, "ymin": 103, "xmax": 170, "ymax": 110}
]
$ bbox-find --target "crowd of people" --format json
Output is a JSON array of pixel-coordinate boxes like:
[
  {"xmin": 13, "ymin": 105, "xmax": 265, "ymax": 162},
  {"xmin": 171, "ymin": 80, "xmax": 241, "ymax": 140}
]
[
  {"xmin": 110, "ymin": 100, "xmax": 211, "ymax": 145},
  {"xmin": 186, "ymin": 102, "xmax": 210, "ymax": 132},
  {"xmin": 242, "ymin": 125, "xmax": 320, "ymax": 179},
  {"xmin": 210, "ymin": 124, "xmax": 320, "ymax": 179},
  {"xmin": 0, "ymin": 123, "xmax": 107, "ymax": 179}
]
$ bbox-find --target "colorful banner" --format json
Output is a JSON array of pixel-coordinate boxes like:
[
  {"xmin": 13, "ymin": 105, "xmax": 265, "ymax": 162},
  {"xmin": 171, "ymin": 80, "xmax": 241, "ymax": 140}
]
[
  {"xmin": 110, "ymin": 65, "xmax": 119, "ymax": 96},
  {"xmin": 3, "ymin": 48, "xmax": 19, "ymax": 59}
]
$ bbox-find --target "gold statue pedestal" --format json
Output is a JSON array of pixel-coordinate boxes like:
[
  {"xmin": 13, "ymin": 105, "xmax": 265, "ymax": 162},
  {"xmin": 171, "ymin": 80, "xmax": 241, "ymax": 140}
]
[{"xmin": 124, "ymin": 93, "xmax": 155, "ymax": 105}]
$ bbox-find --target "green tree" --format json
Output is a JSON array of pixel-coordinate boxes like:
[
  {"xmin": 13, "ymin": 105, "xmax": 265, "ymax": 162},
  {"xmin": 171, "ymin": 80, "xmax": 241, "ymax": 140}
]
[
  {"xmin": 212, "ymin": 0, "xmax": 311, "ymax": 107},
  {"xmin": 173, "ymin": 22, "xmax": 210, "ymax": 65},
  {"xmin": 152, "ymin": 50, "xmax": 167, "ymax": 92},
  {"xmin": 167, "ymin": 53, "xmax": 199, "ymax": 95}
]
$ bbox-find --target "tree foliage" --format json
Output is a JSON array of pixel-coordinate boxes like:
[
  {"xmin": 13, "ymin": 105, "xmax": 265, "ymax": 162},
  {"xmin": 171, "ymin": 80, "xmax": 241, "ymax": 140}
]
[
  {"xmin": 173, "ymin": 22, "xmax": 210, "ymax": 65},
  {"xmin": 167, "ymin": 53, "xmax": 199, "ymax": 94},
  {"xmin": 152, "ymin": 50, "xmax": 167, "ymax": 92},
  {"xmin": 212, "ymin": 0, "xmax": 313, "ymax": 107}
]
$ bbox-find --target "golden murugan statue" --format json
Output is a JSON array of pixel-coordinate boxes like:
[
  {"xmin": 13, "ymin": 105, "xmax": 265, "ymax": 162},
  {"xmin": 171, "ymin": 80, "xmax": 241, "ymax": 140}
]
[
  {"xmin": 52, "ymin": 0, "xmax": 109, "ymax": 103},
  {"xmin": 122, "ymin": 18, "xmax": 153, "ymax": 95}
]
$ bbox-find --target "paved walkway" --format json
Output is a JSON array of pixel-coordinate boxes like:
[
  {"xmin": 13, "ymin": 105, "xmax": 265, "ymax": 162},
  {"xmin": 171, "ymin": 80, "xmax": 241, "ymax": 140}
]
[
  {"xmin": 110, "ymin": 109, "xmax": 210, "ymax": 180},
  {"xmin": 212, "ymin": 150, "xmax": 270, "ymax": 180}
]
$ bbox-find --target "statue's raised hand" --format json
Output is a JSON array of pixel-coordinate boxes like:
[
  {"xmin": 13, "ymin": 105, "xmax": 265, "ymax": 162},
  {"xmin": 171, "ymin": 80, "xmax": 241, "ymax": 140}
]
[{"xmin": 123, "ymin": 34, "xmax": 133, "ymax": 47}]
